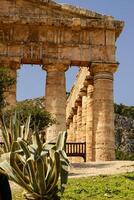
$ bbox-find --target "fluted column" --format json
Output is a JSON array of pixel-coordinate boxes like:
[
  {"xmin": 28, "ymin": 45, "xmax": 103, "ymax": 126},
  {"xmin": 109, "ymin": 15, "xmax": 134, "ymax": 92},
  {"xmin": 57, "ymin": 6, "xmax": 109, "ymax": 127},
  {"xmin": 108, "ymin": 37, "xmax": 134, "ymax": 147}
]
[
  {"xmin": 91, "ymin": 62, "xmax": 117, "ymax": 161},
  {"xmin": 76, "ymin": 103, "xmax": 82, "ymax": 142},
  {"xmin": 72, "ymin": 114, "xmax": 77, "ymax": 163},
  {"xmin": 44, "ymin": 64, "xmax": 68, "ymax": 142},
  {"xmin": 86, "ymin": 80, "xmax": 94, "ymax": 161},
  {"xmin": 81, "ymin": 95, "xmax": 87, "ymax": 142},
  {"xmin": 73, "ymin": 114, "xmax": 77, "ymax": 142},
  {"xmin": 75, "ymin": 102, "xmax": 82, "ymax": 162},
  {"xmin": 68, "ymin": 121, "xmax": 73, "ymax": 142}
]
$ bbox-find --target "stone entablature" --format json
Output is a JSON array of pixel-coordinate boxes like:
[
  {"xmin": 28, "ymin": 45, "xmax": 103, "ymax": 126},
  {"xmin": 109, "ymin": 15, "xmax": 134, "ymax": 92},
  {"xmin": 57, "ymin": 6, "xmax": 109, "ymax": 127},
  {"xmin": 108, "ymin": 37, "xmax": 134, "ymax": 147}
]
[{"xmin": 0, "ymin": 0, "xmax": 124, "ymax": 68}]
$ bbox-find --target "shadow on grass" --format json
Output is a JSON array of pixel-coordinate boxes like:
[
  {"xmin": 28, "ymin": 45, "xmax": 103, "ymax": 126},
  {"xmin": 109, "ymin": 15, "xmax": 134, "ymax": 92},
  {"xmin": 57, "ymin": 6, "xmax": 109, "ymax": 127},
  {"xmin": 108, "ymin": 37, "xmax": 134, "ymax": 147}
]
[
  {"xmin": 72, "ymin": 163, "xmax": 113, "ymax": 169},
  {"xmin": 125, "ymin": 175, "xmax": 134, "ymax": 181}
]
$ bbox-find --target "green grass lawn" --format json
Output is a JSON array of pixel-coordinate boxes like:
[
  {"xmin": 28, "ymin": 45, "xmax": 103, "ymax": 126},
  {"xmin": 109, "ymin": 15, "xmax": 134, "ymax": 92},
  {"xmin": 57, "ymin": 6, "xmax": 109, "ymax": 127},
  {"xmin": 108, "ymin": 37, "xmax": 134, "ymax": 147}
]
[{"xmin": 12, "ymin": 173, "xmax": 134, "ymax": 200}]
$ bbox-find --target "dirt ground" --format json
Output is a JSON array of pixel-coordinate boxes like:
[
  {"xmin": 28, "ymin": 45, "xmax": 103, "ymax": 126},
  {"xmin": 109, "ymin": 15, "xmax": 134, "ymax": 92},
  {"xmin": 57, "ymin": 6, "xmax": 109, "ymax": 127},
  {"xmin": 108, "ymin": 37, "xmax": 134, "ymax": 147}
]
[{"xmin": 70, "ymin": 160, "xmax": 134, "ymax": 178}]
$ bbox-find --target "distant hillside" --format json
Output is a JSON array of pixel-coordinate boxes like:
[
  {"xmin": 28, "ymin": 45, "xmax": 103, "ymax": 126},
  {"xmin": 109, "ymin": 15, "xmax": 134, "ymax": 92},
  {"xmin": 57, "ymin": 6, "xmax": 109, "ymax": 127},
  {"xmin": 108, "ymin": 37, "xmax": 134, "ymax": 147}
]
[
  {"xmin": 114, "ymin": 104, "xmax": 134, "ymax": 160},
  {"xmin": 18, "ymin": 97, "xmax": 45, "ymax": 108},
  {"xmin": 114, "ymin": 104, "xmax": 134, "ymax": 119}
]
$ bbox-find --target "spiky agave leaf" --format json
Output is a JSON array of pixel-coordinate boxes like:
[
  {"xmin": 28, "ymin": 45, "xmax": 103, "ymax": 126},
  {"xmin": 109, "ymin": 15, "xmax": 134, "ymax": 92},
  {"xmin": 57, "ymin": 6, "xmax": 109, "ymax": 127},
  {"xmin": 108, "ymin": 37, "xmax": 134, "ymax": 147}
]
[
  {"xmin": 0, "ymin": 118, "xmax": 10, "ymax": 152},
  {"xmin": 0, "ymin": 159, "xmax": 33, "ymax": 194},
  {"xmin": 59, "ymin": 150, "xmax": 70, "ymax": 194},
  {"xmin": 36, "ymin": 156, "xmax": 47, "ymax": 195},
  {"xmin": 17, "ymin": 138, "xmax": 39, "ymax": 193},
  {"xmin": 55, "ymin": 132, "xmax": 70, "ymax": 194},
  {"xmin": 0, "ymin": 126, "xmax": 70, "ymax": 199},
  {"xmin": 0, "ymin": 160, "xmax": 20, "ymax": 183},
  {"xmin": 13, "ymin": 117, "xmax": 20, "ymax": 141},
  {"xmin": 43, "ymin": 143, "xmax": 55, "ymax": 151},
  {"xmin": 0, "ymin": 152, "xmax": 11, "ymax": 164},
  {"xmin": 20, "ymin": 125, "xmax": 25, "ymax": 139},
  {"xmin": 46, "ymin": 151, "xmax": 60, "ymax": 194},
  {"xmin": 24, "ymin": 115, "xmax": 31, "ymax": 141},
  {"xmin": 32, "ymin": 132, "xmax": 42, "ymax": 154},
  {"xmin": 56, "ymin": 131, "xmax": 67, "ymax": 151},
  {"xmin": 10, "ymin": 142, "xmax": 29, "ymax": 183}
]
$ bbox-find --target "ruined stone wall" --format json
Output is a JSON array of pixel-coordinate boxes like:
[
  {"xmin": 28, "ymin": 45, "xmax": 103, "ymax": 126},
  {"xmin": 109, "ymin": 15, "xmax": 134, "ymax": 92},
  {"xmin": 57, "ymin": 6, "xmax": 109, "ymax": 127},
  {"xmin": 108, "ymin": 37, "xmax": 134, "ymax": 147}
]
[
  {"xmin": 66, "ymin": 63, "xmax": 117, "ymax": 162},
  {"xmin": 66, "ymin": 67, "xmax": 90, "ymax": 122}
]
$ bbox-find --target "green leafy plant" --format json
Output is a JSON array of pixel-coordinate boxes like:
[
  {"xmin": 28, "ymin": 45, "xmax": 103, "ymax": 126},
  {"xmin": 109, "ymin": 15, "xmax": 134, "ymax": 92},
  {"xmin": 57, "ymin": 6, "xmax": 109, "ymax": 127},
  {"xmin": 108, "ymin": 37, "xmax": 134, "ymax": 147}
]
[
  {"xmin": 114, "ymin": 103, "xmax": 134, "ymax": 119},
  {"xmin": 0, "ymin": 114, "xmax": 31, "ymax": 153},
  {"xmin": 3, "ymin": 100, "xmax": 56, "ymax": 132},
  {"xmin": 0, "ymin": 117, "xmax": 69, "ymax": 200},
  {"xmin": 0, "ymin": 68, "xmax": 16, "ymax": 112},
  {"xmin": 0, "ymin": 100, "xmax": 56, "ymax": 153}
]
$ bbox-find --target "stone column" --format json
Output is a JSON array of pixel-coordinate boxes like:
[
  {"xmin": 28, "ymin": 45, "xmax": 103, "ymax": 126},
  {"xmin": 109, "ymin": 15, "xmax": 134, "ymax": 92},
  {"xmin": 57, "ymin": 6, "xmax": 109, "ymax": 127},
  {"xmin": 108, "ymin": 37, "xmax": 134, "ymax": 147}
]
[
  {"xmin": 76, "ymin": 103, "xmax": 82, "ymax": 142},
  {"xmin": 44, "ymin": 64, "xmax": 68, "ymax": 142},
  {"xmin": 91, "ymin": 62, "xmax": 117, "ymax": 161},
  {"xmin": 67, "ymin": 121, "xmax": 74, "ymax": 163},
  {"xmin": 73, "ymin": 114, "xmax": 77, "ymax": 142},
  {"xmin": 67, "ymin": 121, "xmax": 73, "ymax": 142},
  {"xmin": 4, "ymin": 69, "xmax": 17, "ymax": 109},
  {"xmin": 72, "ymin": 114, "xmax": 77, "ymax": 163},
  {"xmin": 75, "ymin": 102, "xmax": 82, "ymax": 162},
  {"xmin": 81, "ymin": 95, "xmax": 87, "ymax": 142},
  {"xmin": 86, "ymin": 80, "xmax": 94, "ymax": 161}
]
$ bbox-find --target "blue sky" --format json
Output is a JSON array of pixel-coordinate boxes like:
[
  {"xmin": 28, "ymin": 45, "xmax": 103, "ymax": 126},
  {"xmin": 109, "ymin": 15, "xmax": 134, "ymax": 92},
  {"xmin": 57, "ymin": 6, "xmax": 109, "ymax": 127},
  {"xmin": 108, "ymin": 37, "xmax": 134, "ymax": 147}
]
[{"xmin": 17, "ymin": 0, "xmax": 134, "ymax": 106}]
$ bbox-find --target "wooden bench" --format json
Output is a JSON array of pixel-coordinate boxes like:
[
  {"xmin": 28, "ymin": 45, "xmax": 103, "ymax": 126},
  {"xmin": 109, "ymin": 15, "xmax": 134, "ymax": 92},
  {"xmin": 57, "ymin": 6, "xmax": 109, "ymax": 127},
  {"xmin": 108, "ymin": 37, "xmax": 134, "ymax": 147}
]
[
  {"xmin": 65, "ymin": 142, "xmax": 86, "ymax": 162},
  {"xmin": 51, "ymin": 142, "xmax": 86, "ymax": 162}
]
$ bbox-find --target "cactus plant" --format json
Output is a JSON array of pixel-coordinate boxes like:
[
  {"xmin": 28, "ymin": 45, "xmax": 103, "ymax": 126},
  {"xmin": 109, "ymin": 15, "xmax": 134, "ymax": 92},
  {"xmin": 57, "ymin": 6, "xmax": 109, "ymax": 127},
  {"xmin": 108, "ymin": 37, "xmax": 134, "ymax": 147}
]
[
  {"xmin": 0, "ymin": 128, "xmax": 69, "ymax": 200},
  {"xmin": 0, "ymin": 113, "xmax": 31, "ymax": 153}
]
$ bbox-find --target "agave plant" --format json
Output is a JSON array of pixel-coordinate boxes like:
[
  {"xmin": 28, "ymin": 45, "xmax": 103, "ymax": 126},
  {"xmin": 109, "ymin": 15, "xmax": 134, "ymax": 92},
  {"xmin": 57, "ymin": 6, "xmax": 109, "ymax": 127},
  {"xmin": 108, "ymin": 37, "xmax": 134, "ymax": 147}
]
[
  {"xmin": 0, "ymin": 130, "xmax": 69, "ymax": 200},
  {"xmin": 0, "ymin": 113, "xmax": 31, "ymax": 153}
]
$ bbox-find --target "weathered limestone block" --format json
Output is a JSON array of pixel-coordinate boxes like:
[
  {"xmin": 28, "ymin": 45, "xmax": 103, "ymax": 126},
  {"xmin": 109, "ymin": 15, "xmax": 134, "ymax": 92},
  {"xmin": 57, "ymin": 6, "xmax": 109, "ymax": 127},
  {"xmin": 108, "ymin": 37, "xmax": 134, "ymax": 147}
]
[
  {"xmin": 90, "ymin": 62, "xmax": 117, "ymax": 161},
  {"xmin": 76, "ymin": 104, "xmax": 82, "ymax": 142},
  {"xmin": 86, "ymin": 82, "xmax": 94, "ymax": 161},
  {"xmin": 67, "ymin": 121, "xmax": 73, "ymax": 142},
  {"xmin": 72, "ymin": 114, "xmax": 77, "ymax": 163},
  {"xmin": 72, "ymin": 114, "xmax": 77, "ymax": 142},
  {"xmin": 66, "ymin": 67, "xmax": 90, "ymax": 120},
  {"xmin": 44, "ymin": 64, "xmax": 68, "ymax": 142},
  {"xmin": 4, "ymin": 69, "xmax": 17, "ymax": 109},
  {"xmin": 81, "ymin": 95, "xmax": 87, "ymax": 142},
  {"xmin": 75, "ymin": 104, "xmax": 83, "ymax": 162}
]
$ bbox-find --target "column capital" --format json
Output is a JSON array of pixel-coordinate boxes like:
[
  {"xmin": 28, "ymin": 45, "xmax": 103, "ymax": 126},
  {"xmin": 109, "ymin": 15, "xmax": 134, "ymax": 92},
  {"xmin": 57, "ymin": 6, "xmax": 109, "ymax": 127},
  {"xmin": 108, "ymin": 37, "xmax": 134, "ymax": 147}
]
[
  {"xmin": 90, "ymin": 62, "xmax": 118, "ymax": 75},
  {"xmin": 43, "ymin": 63, "xmax": 68, "ymax": 72}
]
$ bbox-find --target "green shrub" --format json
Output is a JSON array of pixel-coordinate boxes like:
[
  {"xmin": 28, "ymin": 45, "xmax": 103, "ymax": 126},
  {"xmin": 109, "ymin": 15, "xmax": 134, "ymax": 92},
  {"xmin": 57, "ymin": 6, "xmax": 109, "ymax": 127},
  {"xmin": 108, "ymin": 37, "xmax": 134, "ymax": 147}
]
[
  {"xmin": 2, "ymin": 100, "xmax": 56, "ymax": 132},
  {"xmin": 0, "ymin": 68, "xmax": 16, "ymax": 112},
  {"xmin": 116, "ymin": 149, "xmax": 134, "ymax": 161},
  {"xmin": 114, "ymin": 103, "xmax": 134, "ymax": 119}
]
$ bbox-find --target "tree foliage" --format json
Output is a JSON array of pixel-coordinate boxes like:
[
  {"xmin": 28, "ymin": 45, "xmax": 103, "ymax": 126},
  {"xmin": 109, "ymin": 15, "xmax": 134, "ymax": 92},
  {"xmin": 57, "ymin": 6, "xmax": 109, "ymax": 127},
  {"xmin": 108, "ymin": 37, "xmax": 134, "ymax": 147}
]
[
  {"xmin": 114, "ymin": 103, "xmax": 134, "ymax": 119},
  {"xmin": 0, "ymin": 68, "xmax": 16, "ymax": 112},
  {"xmin": 3, "ymin": 100, "xmax": 56, "ymax": 132}
]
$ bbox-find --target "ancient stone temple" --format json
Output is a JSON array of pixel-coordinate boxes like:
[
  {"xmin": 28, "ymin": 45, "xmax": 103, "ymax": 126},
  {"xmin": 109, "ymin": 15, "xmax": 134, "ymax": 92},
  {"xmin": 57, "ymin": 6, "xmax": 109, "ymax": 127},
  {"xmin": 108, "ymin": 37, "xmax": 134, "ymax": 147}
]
[{"xmin": 0, "ymin": 0, "xmax": 124, "ymax": 161}]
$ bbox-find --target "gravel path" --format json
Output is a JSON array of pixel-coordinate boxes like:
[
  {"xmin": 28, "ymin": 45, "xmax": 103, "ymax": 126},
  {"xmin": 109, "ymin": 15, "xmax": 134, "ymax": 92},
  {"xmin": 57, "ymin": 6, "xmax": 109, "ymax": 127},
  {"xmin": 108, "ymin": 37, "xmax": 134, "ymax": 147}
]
[{"xmin": 69, "ymin": 161, "xmax": 134, "ymax": 178}]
